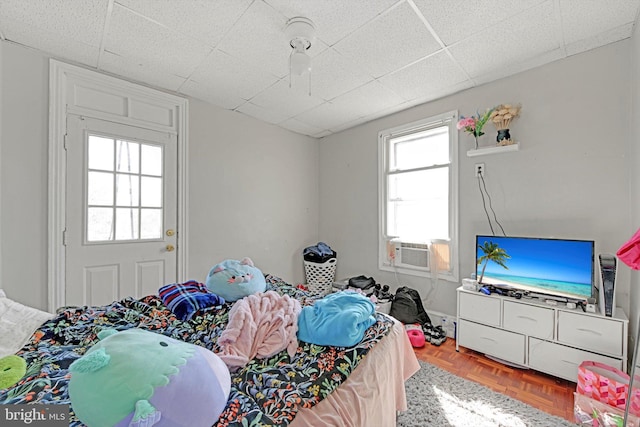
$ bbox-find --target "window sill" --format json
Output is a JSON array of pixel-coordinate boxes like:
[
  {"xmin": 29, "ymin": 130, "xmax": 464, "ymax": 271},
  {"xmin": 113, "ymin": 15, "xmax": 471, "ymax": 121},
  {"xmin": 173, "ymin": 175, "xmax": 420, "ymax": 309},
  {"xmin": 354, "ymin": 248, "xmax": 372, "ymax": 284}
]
[
  {"xmin": 379, "ymin": 264, "xmax": 458, "ymax": 282},
  {"xmin": 466, "ymin": 142, "xmax": 519, "ymax": 157}
]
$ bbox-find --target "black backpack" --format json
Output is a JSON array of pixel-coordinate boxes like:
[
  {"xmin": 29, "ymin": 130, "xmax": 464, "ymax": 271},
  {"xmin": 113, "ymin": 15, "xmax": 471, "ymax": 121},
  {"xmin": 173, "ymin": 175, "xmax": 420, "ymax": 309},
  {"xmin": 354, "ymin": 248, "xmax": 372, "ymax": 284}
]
[{"xmin": 389, "ymin": 286, "xmax": 432, "ymax": 326}]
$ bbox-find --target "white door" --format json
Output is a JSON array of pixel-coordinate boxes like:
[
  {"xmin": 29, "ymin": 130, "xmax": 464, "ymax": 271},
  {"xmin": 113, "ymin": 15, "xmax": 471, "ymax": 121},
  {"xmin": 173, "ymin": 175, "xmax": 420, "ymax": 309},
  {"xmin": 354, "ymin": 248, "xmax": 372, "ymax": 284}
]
[{"xmin": 65, "ymin": 115, "xmax": 178, "ymax": 306}]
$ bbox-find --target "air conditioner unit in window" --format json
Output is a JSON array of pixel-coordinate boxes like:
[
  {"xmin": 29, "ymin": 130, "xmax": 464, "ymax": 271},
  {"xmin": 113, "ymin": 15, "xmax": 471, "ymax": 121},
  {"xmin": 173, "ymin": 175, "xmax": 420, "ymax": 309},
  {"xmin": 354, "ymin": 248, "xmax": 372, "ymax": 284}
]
[{"xmin": 394, "ymin": 242, "xmax": 430, "ymax": 270}]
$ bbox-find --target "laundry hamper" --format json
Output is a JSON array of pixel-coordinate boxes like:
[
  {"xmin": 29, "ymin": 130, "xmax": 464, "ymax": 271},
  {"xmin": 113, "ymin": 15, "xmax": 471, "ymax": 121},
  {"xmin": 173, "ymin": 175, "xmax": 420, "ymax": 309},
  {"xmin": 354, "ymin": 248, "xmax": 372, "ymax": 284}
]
[{"xmin": 304, "ymin": 257, "xmax": 337, "ymax": 297}]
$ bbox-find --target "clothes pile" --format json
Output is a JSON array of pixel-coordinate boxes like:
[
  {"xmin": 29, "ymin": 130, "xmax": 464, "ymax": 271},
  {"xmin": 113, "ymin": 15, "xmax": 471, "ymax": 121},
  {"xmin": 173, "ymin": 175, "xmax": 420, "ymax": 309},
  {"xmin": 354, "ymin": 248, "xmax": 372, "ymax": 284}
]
[{"xmin": 302, "ymin": 242, "xmax": 337, "ymax": 263}]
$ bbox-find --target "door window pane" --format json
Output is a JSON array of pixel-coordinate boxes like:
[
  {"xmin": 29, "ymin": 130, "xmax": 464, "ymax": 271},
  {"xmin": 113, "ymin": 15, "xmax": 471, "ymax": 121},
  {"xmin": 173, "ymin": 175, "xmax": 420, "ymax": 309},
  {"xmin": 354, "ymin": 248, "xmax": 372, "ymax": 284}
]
[
  {"xmin": 88, "ymin": 136, "xmax": 114, "ymax": 171},
  {"xmin": 87, "ymin": 207, "xmax": 113, "ymax": 241},
  {"xmin": 141, "ymin": 177, "xmax": 162, "ymax": 207},
  {"xmin": 115, "ymin": 208, "xmax": 139, "ymax": 240},
  {"xmin": 88, "ymin": 171, "xmax": 114, "ymax": 205},
  {"xmin": 116, "ymin": 174, "xmax": 139, "ymax": 206},
  {"xmin": 115, "ymin": 140, "xmax": 140, "ymax": 173},
  {"xmin": 141, "ymin": 209, "xmax": 162, "ymax": 239},
  {"xmin": 141, "ymin": 145, "xmax": 162, "ymax": 176},
  {"xmin": 86, "ymin": 133, "xmax": 164, "ymax": 242}
]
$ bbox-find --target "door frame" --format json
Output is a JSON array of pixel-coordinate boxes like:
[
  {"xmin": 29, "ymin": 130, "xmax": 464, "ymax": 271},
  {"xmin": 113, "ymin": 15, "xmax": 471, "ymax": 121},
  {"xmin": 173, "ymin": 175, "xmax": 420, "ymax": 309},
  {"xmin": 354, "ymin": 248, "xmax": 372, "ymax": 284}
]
[{"xmin": 48, "ymin": 59, "xmax": 189, "ymax": 312}]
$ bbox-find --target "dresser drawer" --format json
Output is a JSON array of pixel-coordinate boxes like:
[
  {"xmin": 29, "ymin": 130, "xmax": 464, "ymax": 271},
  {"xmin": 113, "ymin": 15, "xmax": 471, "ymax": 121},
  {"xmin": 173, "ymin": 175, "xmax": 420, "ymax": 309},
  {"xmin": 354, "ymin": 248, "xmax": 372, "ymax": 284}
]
[
  {"xmin": 503, "ymin": 301, "xmax": 554, "ymax": 339},
  {"xmin": 458, "ymin": 292, "xmax": 501, "ymax": 326},
  {"xmin": 558, "ymin": 311, "xmax": 623, "ymax": 356},
  {"xmin": 529, "ymin": 338, "xmax": 623, "ymax": 382},
  {"xmin": 458, "ymin": 319, "xmax": 525, "ymax": 365}
]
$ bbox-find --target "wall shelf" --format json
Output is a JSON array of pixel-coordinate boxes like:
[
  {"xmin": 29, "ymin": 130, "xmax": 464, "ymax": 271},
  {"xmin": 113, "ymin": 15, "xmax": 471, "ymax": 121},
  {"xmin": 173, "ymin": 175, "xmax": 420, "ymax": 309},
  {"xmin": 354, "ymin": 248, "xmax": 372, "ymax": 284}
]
[{"xmin": 466, "ymin": 142, "xmax": 519, "ymax": 157}]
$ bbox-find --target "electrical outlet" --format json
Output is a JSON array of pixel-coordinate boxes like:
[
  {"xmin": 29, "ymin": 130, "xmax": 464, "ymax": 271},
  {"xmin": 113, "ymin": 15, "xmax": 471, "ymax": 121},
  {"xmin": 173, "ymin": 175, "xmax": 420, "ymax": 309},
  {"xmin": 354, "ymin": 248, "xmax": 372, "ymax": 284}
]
[{"xmin": 475, "ymin": 163, "xmax": 485, "ymax": 177}]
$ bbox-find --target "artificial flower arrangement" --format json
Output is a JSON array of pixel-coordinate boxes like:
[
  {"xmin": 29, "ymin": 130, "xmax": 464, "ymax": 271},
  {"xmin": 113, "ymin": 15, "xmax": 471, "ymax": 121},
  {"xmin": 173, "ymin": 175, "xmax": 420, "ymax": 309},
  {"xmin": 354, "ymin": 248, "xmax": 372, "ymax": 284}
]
[
  {"xmin": 457, "ymin": 108, "xmax": 494, "ymax": 149},
  {"xmin": 490, "ymin": 104, "xmax": 521, "ymax": 146}
]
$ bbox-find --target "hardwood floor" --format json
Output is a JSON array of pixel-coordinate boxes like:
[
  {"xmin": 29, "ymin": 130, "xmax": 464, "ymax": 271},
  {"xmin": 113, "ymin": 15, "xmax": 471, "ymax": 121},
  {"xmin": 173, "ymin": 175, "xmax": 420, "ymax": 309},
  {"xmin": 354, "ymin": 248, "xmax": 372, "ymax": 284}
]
[{"xmin": 413, "ymin": 338, "xmax": 576, "ymax": 422}]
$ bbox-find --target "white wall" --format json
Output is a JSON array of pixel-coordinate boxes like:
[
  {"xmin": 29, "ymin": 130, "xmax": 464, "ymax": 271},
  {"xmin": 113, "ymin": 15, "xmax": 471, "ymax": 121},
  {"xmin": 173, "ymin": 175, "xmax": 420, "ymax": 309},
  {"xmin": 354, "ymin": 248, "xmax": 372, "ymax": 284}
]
[
  {"xmin": 628, "ymin": 23, "xmax": 640, "ymax": 362},
  {"xmin": 1, "ymin": 42, "xmax": 49, "ymax": 309},
  {"xmin": 187, "ymin": 98, "xmax": 319, "ymax": 284},
  {"xmin": 0, "ymin": 40, "xmax": 3, "ymax": 285},
  {"xmin": 0, "ymin": 41, "xmax": 318, "ymax": 309},
  {"xmin": 319, "ymin": 41, "xmax": 632, "ymax": 318}
]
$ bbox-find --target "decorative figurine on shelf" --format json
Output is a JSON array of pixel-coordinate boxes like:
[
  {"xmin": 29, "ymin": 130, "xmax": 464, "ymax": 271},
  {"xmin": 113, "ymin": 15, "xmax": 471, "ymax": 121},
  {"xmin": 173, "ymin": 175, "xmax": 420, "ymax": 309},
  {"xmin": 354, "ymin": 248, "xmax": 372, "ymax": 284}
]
[
  {"xmin": 457, "ymin": 108, "xmax": 494, "ymax": 150},
  {"xmin": 490, "ymin": 104, "xmax": 521, "ymax": 146}
]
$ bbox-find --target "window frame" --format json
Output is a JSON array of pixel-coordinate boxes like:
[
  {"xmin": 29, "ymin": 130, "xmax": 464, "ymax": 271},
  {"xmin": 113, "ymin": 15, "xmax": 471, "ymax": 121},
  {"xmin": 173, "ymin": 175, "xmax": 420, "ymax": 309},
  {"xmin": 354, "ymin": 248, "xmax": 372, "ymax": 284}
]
[{"xmin": 377, "ymin": 111, "xmax": 459, "ymax": 282}]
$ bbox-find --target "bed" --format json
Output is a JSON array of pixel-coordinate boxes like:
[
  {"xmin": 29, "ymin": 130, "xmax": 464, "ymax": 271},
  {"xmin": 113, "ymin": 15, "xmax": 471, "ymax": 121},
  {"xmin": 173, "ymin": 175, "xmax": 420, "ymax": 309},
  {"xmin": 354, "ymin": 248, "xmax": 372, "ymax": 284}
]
[{"xmin": 0, "ymin": 275, "xmax": 420, "ymax": 426}]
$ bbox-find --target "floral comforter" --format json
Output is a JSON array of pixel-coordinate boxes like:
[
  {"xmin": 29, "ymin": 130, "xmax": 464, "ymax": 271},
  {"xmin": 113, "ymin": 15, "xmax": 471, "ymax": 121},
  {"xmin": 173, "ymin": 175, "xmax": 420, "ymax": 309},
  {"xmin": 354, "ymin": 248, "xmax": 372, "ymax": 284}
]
[{"xmin": 0, "ymin": 275, "xmax": 393, "ymax": 426}]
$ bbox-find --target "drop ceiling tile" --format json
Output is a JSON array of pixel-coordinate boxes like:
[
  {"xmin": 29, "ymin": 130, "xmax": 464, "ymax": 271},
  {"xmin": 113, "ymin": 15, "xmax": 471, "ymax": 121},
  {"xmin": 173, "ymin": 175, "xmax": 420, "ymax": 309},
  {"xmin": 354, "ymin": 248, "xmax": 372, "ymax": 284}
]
[
  {"xmin": 248, "ymin": 80, "xmax": 325, "ymax": 118},
  {"xmin": 1, "ymin": 17, "xmax": 100, "ymax": 67},
  {"xmin": 115, "ymin": 0, "xmax": 252, "ymax": 47},
  {"xmin": 333, "ymin": 1, "xmax": 441, "ymax": 78},
  {"xmin": 0, "ymin": 0, "xmax": 636, "ymax": 138},
  {"xmin": 215, "ymin": 1, "xmax": 292, "ymax": 79},
  {"xmin": 330, "ymin": 80, "xmax": 406, "ymax": 118},
  {"xmin": 189, "ymin": 50, "xmax": 279, "ymax": 101},
  {"xmin": 565, "ymin": 23, "xmax": 634, "ymax": 57},
  {"xmin": 410, "ymin": 79, "xmax": 474, "ymax": 105},
  {"xmin": 328, "ymin": 115, "xmax": 372, "ymax": 133},
  {"xmin": 264, "ymin": 0, "xmax": 399, "ymax": 46},
  {"xmin": 412, "ymin": 0, "xmax": 545, "ymax": 46},
  {"xmin": 279, "ymin": 118, "xmax": 325, "ymax": 137},
  {"xmin": 379, "ymin": 51, "xmax": 469, "ymax": 101},
  {"xmin": 100, "ymin": 51, "xmax": 187, "ymax": 91},
  {"xmin": 450, "ymin": 1, "xmax": 559, "ymax": 78},
  {"xmin": 105, "ymin": 4, "xmax": 212, "ymax": 78},
  {"xmin": 560, "ymin": 0, "xmax": 638, "ymax": 45},
  {"xmin": 310, "ymin": 48, "xmax": 375, "ymax": 101},
  {"xmin": 294, "ymin": 101, "xmax": 364, "ymax": 130},
  {"xmin": 180, "ymin": 79, "xmax": 245, "ymax": 110},
  {"xmin": 0, "ymin": 0, "xmax": 107, "ymax": 47},
  {"xmin": 236, "ymin": 101, "xmax": 291, "ymax": 124}
]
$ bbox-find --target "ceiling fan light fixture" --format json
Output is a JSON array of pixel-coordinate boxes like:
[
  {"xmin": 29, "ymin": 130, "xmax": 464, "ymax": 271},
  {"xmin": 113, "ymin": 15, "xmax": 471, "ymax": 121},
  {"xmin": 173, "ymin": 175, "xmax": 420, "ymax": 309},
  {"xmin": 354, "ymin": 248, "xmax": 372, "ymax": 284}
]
[
  {"xmin": 285, "ymin": 17, "xmax": 316, "ymax": 94},
  {"xmin": 290, "ymin": 47, "xmax": 311, "ymax": 76}
]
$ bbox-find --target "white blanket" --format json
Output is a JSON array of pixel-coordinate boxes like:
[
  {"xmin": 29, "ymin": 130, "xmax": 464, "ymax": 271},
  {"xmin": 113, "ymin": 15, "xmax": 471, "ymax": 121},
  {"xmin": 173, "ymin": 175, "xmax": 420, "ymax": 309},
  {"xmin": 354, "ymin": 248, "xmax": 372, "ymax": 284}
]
[{"xmin": 0, "ymin": 290, "xmax": 54, "ymax": 358}]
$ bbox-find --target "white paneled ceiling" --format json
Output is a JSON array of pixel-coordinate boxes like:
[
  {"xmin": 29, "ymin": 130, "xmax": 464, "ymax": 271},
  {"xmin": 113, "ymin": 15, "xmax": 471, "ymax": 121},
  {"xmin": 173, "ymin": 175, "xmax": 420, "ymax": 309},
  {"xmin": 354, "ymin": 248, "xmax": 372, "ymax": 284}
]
[{"xmin": 1, "ymin": 0, "xmax": 638, "ymax": 138}]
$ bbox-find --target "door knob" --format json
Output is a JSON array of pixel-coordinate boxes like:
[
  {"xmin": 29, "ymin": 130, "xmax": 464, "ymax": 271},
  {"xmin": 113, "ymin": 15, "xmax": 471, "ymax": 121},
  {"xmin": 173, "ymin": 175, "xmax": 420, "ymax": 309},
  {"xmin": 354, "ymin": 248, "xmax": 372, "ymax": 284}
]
[
  {"xmin": 166, "ymin": 244, "xmax": 175, "ymax": 252},
  {"xmin": 166, "ymin": 229, "xmax": 175, "ymax": 236}
]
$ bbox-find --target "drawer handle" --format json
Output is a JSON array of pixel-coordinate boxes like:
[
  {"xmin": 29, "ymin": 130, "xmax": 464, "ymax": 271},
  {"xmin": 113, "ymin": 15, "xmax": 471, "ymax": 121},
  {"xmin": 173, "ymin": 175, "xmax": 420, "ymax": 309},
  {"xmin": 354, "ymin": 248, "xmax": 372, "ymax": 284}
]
[
  {"xmin": 517, "ymin": 315, "xmax": 537, "ymax": 322},
  {"xmin": 561, "ymin": 360, "xmax": 578, "ymax": 366},
  {"xmin": 576, "ymin": 328, "xmax": 602, "ymax": 336},
  {"xmin": 480, "ymin": 337, "xmax": 498, "ymax": 344}
]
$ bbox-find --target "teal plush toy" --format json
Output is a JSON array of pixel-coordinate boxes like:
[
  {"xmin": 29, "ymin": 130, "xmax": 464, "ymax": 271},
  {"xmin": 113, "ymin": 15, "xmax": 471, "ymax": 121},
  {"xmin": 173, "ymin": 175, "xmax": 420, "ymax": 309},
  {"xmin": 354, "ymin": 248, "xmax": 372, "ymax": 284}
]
[
  {"xmin": 68, "ymin": 328, "xmax": 231, "ymax": 427},
  {"xmin": 205, "ymin": 257, "xmax": 266, "ymax": 302}
]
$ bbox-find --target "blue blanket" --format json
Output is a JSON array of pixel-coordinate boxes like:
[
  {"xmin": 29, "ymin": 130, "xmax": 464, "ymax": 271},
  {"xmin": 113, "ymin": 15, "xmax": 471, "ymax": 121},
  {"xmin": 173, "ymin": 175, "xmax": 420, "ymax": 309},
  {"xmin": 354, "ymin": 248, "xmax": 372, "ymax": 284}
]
[
  {"xmin": 297, "ymin": 291, "xmax": 376, "ymax": 347},
  {"xmin": 158, "ymin": 280, "xmax": 225, "ymax": 321}
]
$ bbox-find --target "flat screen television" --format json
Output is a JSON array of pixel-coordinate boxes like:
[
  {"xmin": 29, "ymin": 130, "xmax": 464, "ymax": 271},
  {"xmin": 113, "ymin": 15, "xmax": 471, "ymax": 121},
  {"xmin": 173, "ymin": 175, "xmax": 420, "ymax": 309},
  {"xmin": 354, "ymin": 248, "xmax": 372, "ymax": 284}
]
[{"xmin": 475, "ymin": 235, "xmax": 595, "ymax": 301}]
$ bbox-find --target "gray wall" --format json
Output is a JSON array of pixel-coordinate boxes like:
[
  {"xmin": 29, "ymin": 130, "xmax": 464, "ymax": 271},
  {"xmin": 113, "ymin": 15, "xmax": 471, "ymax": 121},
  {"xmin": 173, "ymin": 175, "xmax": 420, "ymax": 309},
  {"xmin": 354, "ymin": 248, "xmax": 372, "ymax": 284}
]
[
  {"xmin": 629, "ymin": 23, "xmax": 640, "ymax": 360},
  {"xmin": 0, "ymin": 41, "xmax": 319, "ymax": 309},
  {"xmin": 319, "ymin": 41, "xmax": 632, "ymax": 318},
  {"xmin": 1, "ymin": 42, "xmax": 49, "ymax": 309},
  {"xmin": 0, "ymin": 38, "xmax": 636, "ymax": 321},
  {"xmin": 187, "ymin": 97, "xmax": 319, "ymax": 284}
]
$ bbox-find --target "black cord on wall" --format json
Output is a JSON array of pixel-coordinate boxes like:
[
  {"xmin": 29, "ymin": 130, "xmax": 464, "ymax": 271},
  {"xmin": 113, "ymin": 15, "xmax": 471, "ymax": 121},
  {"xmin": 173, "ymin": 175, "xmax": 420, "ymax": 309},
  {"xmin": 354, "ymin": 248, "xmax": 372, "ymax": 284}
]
[{"xmin": 477, "ymin": 171, "xmax": 507, "ymax": 237}]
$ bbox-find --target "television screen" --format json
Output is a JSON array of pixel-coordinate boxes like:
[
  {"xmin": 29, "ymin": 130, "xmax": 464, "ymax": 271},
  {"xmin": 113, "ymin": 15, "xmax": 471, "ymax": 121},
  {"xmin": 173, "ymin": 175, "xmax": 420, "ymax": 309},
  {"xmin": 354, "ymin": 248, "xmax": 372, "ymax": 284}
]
[{"xmin": 475, "ymin": 235, "xmax": 594, "ymax": 301}]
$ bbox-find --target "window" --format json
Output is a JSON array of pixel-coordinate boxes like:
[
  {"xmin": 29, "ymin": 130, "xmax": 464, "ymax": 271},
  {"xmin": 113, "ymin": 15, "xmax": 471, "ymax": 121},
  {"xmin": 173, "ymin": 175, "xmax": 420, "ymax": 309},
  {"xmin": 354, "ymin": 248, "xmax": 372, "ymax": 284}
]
[{"xmin": 378, "ymin": 111, "xmax": 458, "ymax": 281}]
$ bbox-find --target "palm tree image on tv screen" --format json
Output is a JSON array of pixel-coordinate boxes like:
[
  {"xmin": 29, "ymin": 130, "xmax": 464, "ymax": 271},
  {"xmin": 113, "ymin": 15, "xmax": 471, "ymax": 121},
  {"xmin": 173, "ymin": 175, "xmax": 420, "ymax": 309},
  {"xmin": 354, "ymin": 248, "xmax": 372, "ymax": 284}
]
[{"xmin": 477, "ymin": 241, "xmax": 510, "ymax": 284}]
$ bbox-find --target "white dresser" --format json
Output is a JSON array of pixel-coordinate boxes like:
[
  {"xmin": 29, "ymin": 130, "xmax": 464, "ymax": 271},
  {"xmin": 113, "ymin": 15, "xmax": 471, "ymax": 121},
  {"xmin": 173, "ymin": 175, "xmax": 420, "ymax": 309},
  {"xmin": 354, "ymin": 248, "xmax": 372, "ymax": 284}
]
[{"xmin": 456, "ymin": 287, "xmax": 628, "ymax": 382}]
